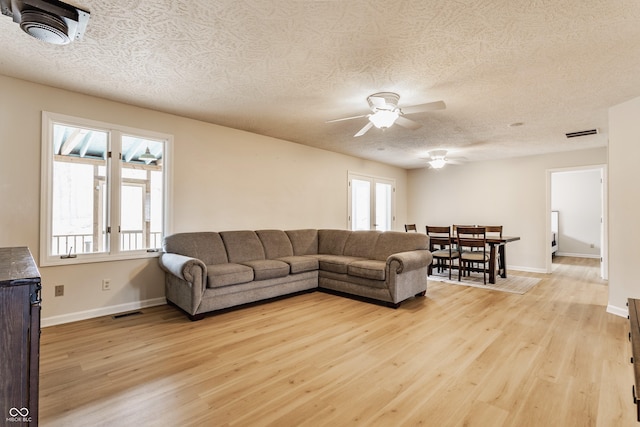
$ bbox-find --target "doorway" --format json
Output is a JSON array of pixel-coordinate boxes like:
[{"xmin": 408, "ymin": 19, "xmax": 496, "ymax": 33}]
[
  {"xmin": 347, "ymin": 172, "xmax": 395, "ymax": 231},
  {"xmin": 546, "ymin": 165, "xmax": 607, "ymax": 279}
]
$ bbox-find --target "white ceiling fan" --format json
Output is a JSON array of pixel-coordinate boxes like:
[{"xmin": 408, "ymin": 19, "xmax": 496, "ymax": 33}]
[
  {"xmin": 327, "ymin": 92, "xmax": 446, "ymax": 137},
  {"xmin": 422, "ymin": 150, "xmax": 465, "ymax": 169}
]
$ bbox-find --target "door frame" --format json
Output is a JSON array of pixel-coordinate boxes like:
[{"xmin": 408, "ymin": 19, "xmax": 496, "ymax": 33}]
[
  {"xmin": 545, "ymin": 164, "xmax": 608, "ymax": 279},
  {"xmin": 347, "ymin": 171, "xmax": 396, "ymax": 231}
]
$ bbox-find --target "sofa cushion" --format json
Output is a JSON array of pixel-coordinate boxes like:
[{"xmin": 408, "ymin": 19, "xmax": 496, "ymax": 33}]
[
  {"xmin": 348, "ymin": 259, "xmax": 386, "ymax": 281},
  {"xmin": 207, "ymin": 263, "xmax": 254, "ymax": 288},
  {"xmin": 256, "ymin": 230, "xmax": 294, "ymax": 259},
  {"xmin": 315, "ymin": 254, "xmax": 365, "ymax": 274},
  {"xmin": 277, "ymin": 256, "xmax": 319, "ymax": 274},
  {"xmin": 241, "ymin": 259, "xmax": 291, "ymax": 281},
  {"xmin": 343, "ymin": 230, "xmax": 382, "ymax": 259},
  {"xmin": 163, "ymin": 232, "xmax": 228, "ymax": 265},
  {"xmin": 286, "ymin": 229, "xmax": 318, "ymax": 255},
  {"xmin": 220, "ymin": 231, "xmax": 265, "ymax": 263},
  {"xmin": 372, "ymin": 231, "xmax": 429, "ymax": 261},
  {"xmin": 318, "ymin": 229, "xmax": 351, "ymax": 255}
]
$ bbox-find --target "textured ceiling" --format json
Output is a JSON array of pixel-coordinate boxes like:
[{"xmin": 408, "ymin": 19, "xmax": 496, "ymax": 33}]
[{"xmin": 1, "ymin": 0, "xmax": 639, "ymax": 169}]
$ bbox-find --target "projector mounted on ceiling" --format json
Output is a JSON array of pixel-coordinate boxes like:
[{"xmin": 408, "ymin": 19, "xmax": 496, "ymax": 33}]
[{"xmin": 0, "ymin": 0, "xmax": 89, "ymax": 45}]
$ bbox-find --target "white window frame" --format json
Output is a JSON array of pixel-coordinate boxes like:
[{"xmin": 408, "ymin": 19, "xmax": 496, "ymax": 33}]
[
  {"xmin": 40, "ymin": 111, "xmax": 173, "ymax": 266},
  {"xmin": 347, "ymin": 171, "xmax": 396, "ymax": 231}
]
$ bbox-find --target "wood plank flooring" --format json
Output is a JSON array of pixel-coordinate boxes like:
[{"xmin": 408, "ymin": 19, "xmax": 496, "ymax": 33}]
[{"xmin": 39, "ymin": 257, "xmax": 635, "ymax": 426}]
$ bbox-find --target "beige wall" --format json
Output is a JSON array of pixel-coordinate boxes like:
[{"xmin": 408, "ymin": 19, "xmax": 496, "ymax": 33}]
[
  {"xmin": 0, "ymin": 75, "xmax": 408, "ymax": 325},
  {"xmin": 407, "ymin": 147, "xmax": 607, "ymax": 272},
  {"xmin": 608, "ymin": 95, "xmax": 640, "ymax": 316}
]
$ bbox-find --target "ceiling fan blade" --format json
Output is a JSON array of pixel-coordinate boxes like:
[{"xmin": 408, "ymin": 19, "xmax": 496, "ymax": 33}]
[
  {"xmin": 326, "ymin": 114, "xmax": 369, "ymax": 123},
  {"xmin": 401, "ymin": 100, "xmax": 446, "ymax": 115},
  {"xmin": 395, "ymin": 116, "xmax": 422, "ymax": 130},
  {"xmin": 354, "ymin": 121, "xmax": 373, "ymax": 137}
]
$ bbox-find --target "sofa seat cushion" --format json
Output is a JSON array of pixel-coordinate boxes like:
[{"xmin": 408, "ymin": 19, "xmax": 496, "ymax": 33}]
[
  {"xmin": 207, "ymin": 263, "xmax": 254, "ymax": 288},
  {"xmin": 348, "ymin": 259, "xmax": 386, "ymax": 281},
  {"xmin": 241, "ymin": 259, "xmax": 291, "ymax": 281},
  {"xmin": 314, "ymin": 254, "xmax": 366, "ymax": 274},
  {"xmin": 277, "ymin": 256, "xmax": 319, "ymax": 274}
]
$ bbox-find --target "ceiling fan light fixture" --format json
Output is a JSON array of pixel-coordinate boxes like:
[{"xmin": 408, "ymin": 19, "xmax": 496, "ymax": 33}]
[
  {"xmin": 428, "ymin": 158, "xmax": 446, "ymax": 169},
  {"xmin": 138, "ymin": 146, "xmax": 156, "ymax": 164},
  {"xmin": 369, "ymin": 110, "xmax": 399, "ymax": 129}
]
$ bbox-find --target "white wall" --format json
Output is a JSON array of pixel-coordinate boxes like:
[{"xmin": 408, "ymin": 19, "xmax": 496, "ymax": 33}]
[
  {"xmin": 551, "ymin": 169, "xmax": 602, "ymax": 257},
  {"xmin": 0, "ymin": 75, "xmax": 408, "ymax": 325},
  {"xmin": 407, "ymin": 147, "xmax": 607, "ymax": 273},
  {"xmin": 608, "ymin": 95, "xmax": 640, "ymax": 317}
]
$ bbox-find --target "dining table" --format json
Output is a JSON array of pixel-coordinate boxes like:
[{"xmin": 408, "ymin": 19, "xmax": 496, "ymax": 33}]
[
  {"xmin": 447, "ymin": 235, "xmax": 520, "ymax": 284},
  {"xmin": 485, "ymin": 236, "xmax": 520, "ymax": 284}
]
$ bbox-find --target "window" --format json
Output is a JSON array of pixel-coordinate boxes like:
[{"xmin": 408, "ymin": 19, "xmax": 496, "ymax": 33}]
[
  {"xmin": 347, "ymin": 172, "xmax": 395, "ymax": 231},
  {"xmin": 40, "ymin": 112, "xmax": 172, "ymax": 266}
]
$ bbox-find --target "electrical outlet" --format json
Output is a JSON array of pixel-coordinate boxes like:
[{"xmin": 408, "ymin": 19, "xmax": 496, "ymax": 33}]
[
  {"xmin": 102, "ymin": 279, "xmax": 111, "ymax": 291},
  {"xmin": 54, "ymin": 285, "xmax": 64, "ymax": 297}
]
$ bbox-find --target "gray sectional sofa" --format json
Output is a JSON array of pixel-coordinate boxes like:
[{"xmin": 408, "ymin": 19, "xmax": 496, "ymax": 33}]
[{"xmin": 159, "ymin": 229, "xmax": 432, "ymax": 320}]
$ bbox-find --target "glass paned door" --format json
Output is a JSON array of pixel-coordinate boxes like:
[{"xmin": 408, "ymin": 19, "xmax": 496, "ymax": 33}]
[
  {"xmin": 348, "ymin": 173, "xmax": 395, "ymax": 231},
  {"xmin": 351, "ymin": 178, "xmax": 371, "ymax": 231}
]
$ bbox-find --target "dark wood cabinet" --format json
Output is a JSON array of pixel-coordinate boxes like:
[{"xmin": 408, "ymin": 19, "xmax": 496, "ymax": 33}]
[{"xmin": 0, "ymin": 247, "xmax": 41, "ymax": 426}]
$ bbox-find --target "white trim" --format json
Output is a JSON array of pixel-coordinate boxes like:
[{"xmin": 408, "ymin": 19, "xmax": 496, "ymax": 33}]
[
  {"xmin": 41, "ymin": 297, "xmax": 167, "ymax": 327},
  {"xmin": 507, "ymin": 265, "xmax": 548, "ymax": 274},
  {"xmin": 545, "ymin": 164, "xmax": 608, "ymax": 279},
  {"xmin": 555, "ymin": 252, "xmax": 601, "ymax": 259},
  {"xmin": 40, "ymin": 111, "xmax": 173, "ymax": 267},
  {"xmin": 347, "ymin": 171, "xmax": 396, "ymax": 231},
  {"xmin": 606, "ymin": 304, "xmax": 628, "ymax": 318}
]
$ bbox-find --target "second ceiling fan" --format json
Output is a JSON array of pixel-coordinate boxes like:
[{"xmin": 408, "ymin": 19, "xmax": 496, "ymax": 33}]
[{"xmin": 327, "ymin": 92, "xmax": 446, "ymax": 137}]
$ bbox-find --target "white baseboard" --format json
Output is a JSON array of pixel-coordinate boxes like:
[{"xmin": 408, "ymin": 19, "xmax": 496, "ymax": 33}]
[
  {"xmin": 555, "ymin": 252, "xmax": 601, "ymax": 259},
  {"xmin": 607, "ymin": 303, "xmax": 628, "ymax": 318},
  {"xmin": 508, "ymin": 265, "xmax": 548, "ymax": 274},
  {"xmin": 42, "ymin": 297, "xmax": 167, "ymax": 327}
]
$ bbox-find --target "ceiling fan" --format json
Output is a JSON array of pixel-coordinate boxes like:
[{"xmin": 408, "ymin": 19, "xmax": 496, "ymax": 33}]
[
  {"xmin": 422, "ymin": 150, "xmax": 465, "ymax": 169},
  {"xmin": 327, "ymin": 92, "xmax": 446, "ymax": 137}
]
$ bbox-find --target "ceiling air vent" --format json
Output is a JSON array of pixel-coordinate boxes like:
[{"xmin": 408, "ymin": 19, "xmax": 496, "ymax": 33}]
[
  {"xmin": 0, "ymin": 0, "xmax": 90, "ymax": 45},
  {"xmin": 565, "ymin": 129, "xmax": 599, "ymax": 138}
]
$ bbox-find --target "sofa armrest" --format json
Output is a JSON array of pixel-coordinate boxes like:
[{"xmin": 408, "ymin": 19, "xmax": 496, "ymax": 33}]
[
  {"xmin": 387, "ymin": 250, "xmax": 433, "ymax": 274},
  {"xmin": 159, "ymin": 253, "xmax": 207, "ymax": 285}
]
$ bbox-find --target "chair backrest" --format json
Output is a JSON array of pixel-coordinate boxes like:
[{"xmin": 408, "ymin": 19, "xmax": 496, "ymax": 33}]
[
  {"xmin": 480, "ymin": 225, "xmax": 503, "ymax": 238},
  {"xmin": 404, "ymin": 224, "xmax": 417, "ymax": 232},
  {"xmin": 426, "ymin": 225, "xmax": 452, "ymax": 249},
  {"xmin": 456, "ymin": 226, "xmax": 486, "ymax": 250}
]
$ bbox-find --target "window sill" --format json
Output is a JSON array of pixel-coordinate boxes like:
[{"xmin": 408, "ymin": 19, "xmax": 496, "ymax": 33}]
[{"xmin": 39, "ymin": 250, "xmax": 160, "ymax": 268}]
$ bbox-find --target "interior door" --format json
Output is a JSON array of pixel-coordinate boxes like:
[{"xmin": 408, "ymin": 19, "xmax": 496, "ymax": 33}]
[{"xmin": 348, "ymin": 172, "xmax": 395, "ymax": 231}]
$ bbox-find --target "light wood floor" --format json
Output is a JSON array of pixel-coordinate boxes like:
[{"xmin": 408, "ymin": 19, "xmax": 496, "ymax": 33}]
[{"xmin": 39, "ymin": 257, "xmax": 635, "ymax": 426}]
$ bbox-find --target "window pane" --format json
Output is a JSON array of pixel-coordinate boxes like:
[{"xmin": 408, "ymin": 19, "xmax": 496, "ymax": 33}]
[
  {"xmin": 351, "ymin": 178, "xmax": 371, "ymax": 231},
  {"xmin": 375, "ymin": 182, "xmax": 392, "ymax": 231},
  {"xmin": 51, "ymin": 124, "xmax": 108, "ymax": 256},
  {"xmin": 120, "ymin": 135, "xmax": 164, "ymax": 251}
]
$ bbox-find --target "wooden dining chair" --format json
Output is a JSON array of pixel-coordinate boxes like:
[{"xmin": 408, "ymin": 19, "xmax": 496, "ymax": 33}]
[
  {"xmin": 479, "ymin": 225, "xmax": 503, "ymax": 273},
  {"xmin": 404, "ymin": 224, "xmax": 417, "ymax": 232},
  {"xmin": 426, "ymin": 226, "xmax": 459, "ymax": 279},
  {"xmin": 456, "ymin": 226, "xmax": 490, "ymax": 284}
]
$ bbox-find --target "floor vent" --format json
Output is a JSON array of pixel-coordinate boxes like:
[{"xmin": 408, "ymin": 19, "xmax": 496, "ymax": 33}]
[
  {"xmin": 565, "ymin": 129, "xmax": 598, "ymax": 138},
  {"xmin": 112, "ymin": 310, "xmax": 143, "ymax": 319}
]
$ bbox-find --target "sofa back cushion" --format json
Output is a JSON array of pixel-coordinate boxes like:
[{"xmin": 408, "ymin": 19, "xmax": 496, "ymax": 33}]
[
  {"xmin": 317, "ymin": 229, "xmax": 351, "ymax": 255},
  {"xmin": 343, "ymin": 230, "xmax": 382, "ymax": 259},
  {"xmin": 163, "ymin": 232, "xmax": 228, "ymax": 265},
  {"xmin": 220, "ymin": 231, "xmax": 266, "ymax": 263},
  {"xmin": 372, "ymin": 231, "xmax": 429, "ymax": 261},
  {"xmin": 256, "ymin": 230, "xmax": 294, "ymax": 259},
  {"xmin": 286, "ymin": 229, "xmax": 318, "ymax": 255}
]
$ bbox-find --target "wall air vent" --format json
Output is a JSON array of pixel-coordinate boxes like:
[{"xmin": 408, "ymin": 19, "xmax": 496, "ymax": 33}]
[
  {"xmin": 565, "ymin": 129, "xmax": 599, "ymax": 138},
  {"xmin": 0, "ymin": 0, "xmax": 90, "ymax": 45}
]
